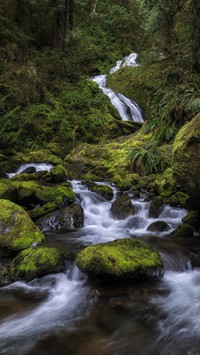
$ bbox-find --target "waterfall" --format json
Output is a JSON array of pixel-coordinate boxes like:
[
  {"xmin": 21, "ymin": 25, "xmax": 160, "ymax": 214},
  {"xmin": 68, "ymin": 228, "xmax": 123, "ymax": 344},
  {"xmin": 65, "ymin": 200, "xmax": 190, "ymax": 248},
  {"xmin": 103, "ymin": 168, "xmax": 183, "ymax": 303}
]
[{"xmin": 91, "ymin": 53, "xmax": 144, "ymax": 123}]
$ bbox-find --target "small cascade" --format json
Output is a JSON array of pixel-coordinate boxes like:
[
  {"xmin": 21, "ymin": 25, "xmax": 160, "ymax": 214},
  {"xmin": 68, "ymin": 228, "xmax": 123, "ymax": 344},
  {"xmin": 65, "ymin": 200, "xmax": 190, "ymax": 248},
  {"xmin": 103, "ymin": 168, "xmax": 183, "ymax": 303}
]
[
  {"xmin": 7, "ymin": 163, "xmax": 53, "ymax": 178},
  {"xmin": 91, "ymin": 53, "xmax": 143, "ymax": 123}
]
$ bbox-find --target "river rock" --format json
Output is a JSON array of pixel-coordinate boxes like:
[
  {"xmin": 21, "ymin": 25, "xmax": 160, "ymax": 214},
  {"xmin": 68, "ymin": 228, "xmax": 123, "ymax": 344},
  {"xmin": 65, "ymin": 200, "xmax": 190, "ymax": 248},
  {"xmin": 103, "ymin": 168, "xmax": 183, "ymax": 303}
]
[
  {"xmin": 111, "ymin": 194, "xmax": 136, "ymax": 219},
  {"xmin": 10, "ymin": 247, "xmax": 65, "ymax": 281},
  {"xmin": 91, "ymin": 184, "xmax": 113, "ymax": 200},
  {"xmin": 172, "ymin": 113, "xmax": 200, "ymax": 209},
  {"xmin": 36, "ymin": 204, "xmax": 84, "ymax": 232},
  {"xmin": 149, "ymin": 196, "xmax": 164, "ymax": 218},
  {"xmin": 0, "ymin": 178, "xmax": 17, "ymax": 202},
  {"xmin": 20, "ymin": 166, "xmax": 36, "ymax": 174},
  {"xmin": 76, "ymin": 238, "xmax": 164, "ymax": 282},
  {"xmin": 0, "ymin": 199, "xmax": 45, "ymax": 253},
  {"xmin": 147, "ymin": 221, "xmax": 170, "ymax": 232},
  {"xmin": 50, "ymin": 164, "xmax": 68, "ymax": 182}
]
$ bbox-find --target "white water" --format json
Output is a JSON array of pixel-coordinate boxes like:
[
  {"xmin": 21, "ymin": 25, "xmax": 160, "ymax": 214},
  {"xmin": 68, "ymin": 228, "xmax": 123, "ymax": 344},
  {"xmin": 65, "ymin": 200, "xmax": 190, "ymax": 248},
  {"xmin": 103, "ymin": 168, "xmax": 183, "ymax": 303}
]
[
  {"xmin": 1, "ymin": 179, "xmax": 200, "ymax": 354},
  {"xmin": 7, "ymin": 163, "xmax": 53, "ymax": 178},
  {"xmin": 91, "ymin": 53, "xmax": 144, "ymax": 123}
]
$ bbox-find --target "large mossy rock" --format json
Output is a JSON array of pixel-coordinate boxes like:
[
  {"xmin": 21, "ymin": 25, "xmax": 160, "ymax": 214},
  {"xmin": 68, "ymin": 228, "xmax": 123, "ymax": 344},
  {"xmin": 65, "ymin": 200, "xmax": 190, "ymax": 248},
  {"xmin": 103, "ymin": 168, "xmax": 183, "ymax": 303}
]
[
  {"xmin": 10, "ymin": 247, "xmax": 65, "ymax": 281},
  {"xmin": 76, "ymin": 238, "xmax": 164, "ymax": 282},
  {"xmin": 91, "ymin": 184, "xmax": 113, "ymax": 200},
  {"xmin": 111, "ymin": 194, "xmax": 136, "ymax": 219},
  {"xmin": 50, "ymin": 164, "xmax": 68, "ymax": 182},
  {"xmin": 172, "ymin": 113, "xmax": 200, "ymax": 208},
  {"xmin": 0, "ymin": 199, "xmax": 45, "ymax": 252},
  {"xmin": 0, "ymin": 179, "xmax": 17, "ymax": 202}
]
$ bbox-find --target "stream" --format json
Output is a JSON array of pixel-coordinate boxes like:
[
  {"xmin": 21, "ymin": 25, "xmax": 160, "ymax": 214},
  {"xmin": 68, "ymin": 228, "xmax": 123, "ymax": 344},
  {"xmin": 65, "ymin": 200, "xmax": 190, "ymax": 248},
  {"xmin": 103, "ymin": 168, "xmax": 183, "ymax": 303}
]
[
  {"xmin": 1, "ymin": 53, "xmax": 200, "ymax": 354},
  {"xmin": 1, "ymin": 174, "xmax": 200, "ymax": 354}
]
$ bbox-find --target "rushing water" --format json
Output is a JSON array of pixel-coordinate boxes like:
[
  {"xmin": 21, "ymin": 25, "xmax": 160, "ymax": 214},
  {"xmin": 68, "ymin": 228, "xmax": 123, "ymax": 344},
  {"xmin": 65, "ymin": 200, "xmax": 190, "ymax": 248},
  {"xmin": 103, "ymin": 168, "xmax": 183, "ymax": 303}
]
[
  {"xmin": 91, "ymin": 53, "xmax": 144, "ymax": 123},
  {"xmin": 1, "ymin": 168, "xmax": 200, "ymax": 354}
]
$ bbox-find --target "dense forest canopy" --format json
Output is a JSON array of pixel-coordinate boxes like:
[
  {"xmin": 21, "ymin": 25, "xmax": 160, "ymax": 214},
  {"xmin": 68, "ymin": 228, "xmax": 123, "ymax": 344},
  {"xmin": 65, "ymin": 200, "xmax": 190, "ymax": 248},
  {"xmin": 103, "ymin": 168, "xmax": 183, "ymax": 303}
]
[{"xmin": 0, "ymin": 0, "xmax": 199, "ymax": 154}]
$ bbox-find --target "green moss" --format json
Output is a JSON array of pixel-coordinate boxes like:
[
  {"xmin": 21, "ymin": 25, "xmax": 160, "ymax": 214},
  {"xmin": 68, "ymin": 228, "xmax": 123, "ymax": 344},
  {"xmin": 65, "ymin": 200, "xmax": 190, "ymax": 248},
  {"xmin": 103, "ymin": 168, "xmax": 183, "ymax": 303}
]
[
  {"xmin": 91, "ymin": 185, "xmax": 113, "ymax": 199},
  {"xmin": 50, "ymin": 164, "xmax": 68, "ymax": 182},
  {"xmin": 0, "ymin": 178, "xmax": 17, "ymax": 202},
  {"xmin": 0, "ymin": 199, "xmax": 45, "ymax": 252},
  {"xmin": 11, "ymin": 173, "xmax": 37, "ymax": 181},
  {"xmin": 76, "ymin": 238, "xmax": 163, "ymax": 281},
  {"xmin": 172, "ymin": 114, "xmax": 200, "ymax": 207},
  {"xmin": 10, "ymin": 247, "xmax": 65, "ymax": 281}
]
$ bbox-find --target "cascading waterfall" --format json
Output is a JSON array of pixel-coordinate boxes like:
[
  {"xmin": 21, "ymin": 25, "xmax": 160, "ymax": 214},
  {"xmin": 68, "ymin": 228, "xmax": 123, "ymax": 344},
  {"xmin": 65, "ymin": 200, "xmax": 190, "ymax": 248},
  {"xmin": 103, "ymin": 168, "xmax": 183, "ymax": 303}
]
[{"xmin": 91, "ymin": 53, "xmax": 144, "ymax": 123}]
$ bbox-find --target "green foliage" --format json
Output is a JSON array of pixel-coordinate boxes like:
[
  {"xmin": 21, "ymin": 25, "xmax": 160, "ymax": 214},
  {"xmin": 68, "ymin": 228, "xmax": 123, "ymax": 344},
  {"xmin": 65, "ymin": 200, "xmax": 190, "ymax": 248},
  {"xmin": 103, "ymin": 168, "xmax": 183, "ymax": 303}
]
[{"xmin": 128, "ymin": 141, "xmax": 166, "ymax": 176}]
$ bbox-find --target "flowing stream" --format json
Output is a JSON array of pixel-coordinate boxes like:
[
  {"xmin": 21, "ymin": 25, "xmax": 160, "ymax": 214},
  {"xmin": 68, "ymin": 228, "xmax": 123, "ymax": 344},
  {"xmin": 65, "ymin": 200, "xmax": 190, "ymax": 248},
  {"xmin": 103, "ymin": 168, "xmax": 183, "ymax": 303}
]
[
  {"xmin": 91, "ymin": 53, "xmax": 144, "ymax": 123},
  {"xmin": 1, "ymin": 169, "xmax": 200, "ymax": 354}
]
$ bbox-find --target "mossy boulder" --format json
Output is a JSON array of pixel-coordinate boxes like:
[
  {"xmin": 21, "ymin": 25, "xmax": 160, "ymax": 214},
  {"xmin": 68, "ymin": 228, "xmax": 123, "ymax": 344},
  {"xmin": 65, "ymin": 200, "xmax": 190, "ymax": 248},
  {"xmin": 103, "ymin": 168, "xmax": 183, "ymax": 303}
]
[
  {"xmin": 149, "ymin": 196, "xmax": 164, "ymax": 218},
  {"xmin": 11, "ymin": 173, "xmax": 37, "ymax": 182},
  {"xmin": 76, "ymin": 238, "xmax": 164, "ymax": 281},
  {"xmin": 10, "ymin": 247, "xmax": 65, "ymax": 281},
  {"xmin": 0, "ymin": 178, "xmax": 17, "ymax": 202},
  {"xmin": 172, "ymin": 113, "xmax": 200, "ymax": 208},
  {"xmin": 91, "ymin": 184, "xmax": 113, "ymax": 200},
  {"xmin": 111, "ymin": 194, "xmax": 136, "ymax": 219},
  {"xmin": 0, "ymin": 199, "xmax": 45, "ymax": 252},
  {"xmin": 50, "ymin": 164, "xmax": 68, "ymax": 183},
  {"xmin": 11, "ymin": 180, "xmax": 41, "ymax": 205},
  {"xmin": 36, "ymin": 204, "xmax": 84, "ymax": 232}
]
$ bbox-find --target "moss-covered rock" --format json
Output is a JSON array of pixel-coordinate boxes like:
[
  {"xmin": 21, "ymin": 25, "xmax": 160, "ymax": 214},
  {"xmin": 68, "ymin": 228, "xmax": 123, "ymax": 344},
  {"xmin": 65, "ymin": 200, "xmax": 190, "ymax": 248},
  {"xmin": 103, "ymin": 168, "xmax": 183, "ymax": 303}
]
[
  {"xmin": 0, "ymin": 199, "xmax": 45, "ymax": 252},
  {"xmin": 11, "ymin": 180, "xmax": 41, "ymax": 205},
  {"xmin": 11, "ymin": 173, "xmax": 38, "ymax": 182},
  {"xmin": 166, "ymin": 192, "xmax": 190, "ymax": 208},
  {"xmin": 0, "ymin": 178, "xmax": 17, "ymax": 202},
  {"xmin": 172, "ymin": 113, "xmax": 200, "ymax": 208},
  {"xmin": 76, "ymin": 238, "xmax": 164, "ymax": 281},
  {"xmin": 91, "ymin": 184, "xmax": 113, "ymax": 200},
  {"xmin": 111, "ymin": 194, "xmax": 136, "ymax": 219},
  {"xmin": 149, "ymin": 196, "xmax": 164, "ymax": 218},
  {"xmin": 50, "ymin": 164, "xmax": 68, "ymax": 183},
  {"xmin": 10, "ymin": 247, "xmax": 65, "ymax": 281}
]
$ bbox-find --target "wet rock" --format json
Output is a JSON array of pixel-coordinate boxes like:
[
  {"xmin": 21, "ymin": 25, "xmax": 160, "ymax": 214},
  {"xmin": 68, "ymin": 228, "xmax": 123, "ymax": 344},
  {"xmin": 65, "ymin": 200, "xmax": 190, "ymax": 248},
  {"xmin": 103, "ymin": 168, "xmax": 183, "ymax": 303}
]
[
  {"xmin": 10, "ymin": 247, "xmax": 65, "ymax": 281},
  {"xmin": 76, "ymin": 238, "xmax": 164, "ymax": 282},
  {"xmin": 147, "ymin": 221, "xmax": 170, "ymax": 232},
  {"xmin": 149, "ymin": 196, "xmax": 164, "ymax": 218},
  {"xmin": 20, "ymin": 166, "xmax": 36, "ymax": 174},
  {"xmin": 34, "ymin": 170, "xmax": 53, "ymax": 183},
  {"xmin": 91, "ymin": 184, "xmax": 113, "ymax": 200},
  {"xmin": 0, "ymin": 178, "xmax": 17, "ymax": 202},
  {"xmin": 111, "ymin": 194, "xmax": 136, "ymax": 219},
  {"xmin": 36, "ymin": 204, "xmax": 84, "ymax": 232},
  {"xmin": 0, "ymin": 199, "xmax": 45, "ymax": 253},
  {"xmin": 50, "ymin": 164, "xmax": 68, "ymax": 183},
  {"xmin": 190, "ymin": 252, "xmax": 200, "ymax": 268}
]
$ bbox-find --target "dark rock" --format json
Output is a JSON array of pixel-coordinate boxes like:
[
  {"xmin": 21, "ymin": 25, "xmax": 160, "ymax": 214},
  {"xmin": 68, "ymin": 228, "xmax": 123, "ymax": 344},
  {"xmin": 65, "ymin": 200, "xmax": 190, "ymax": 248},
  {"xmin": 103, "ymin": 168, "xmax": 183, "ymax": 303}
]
[
  {"xmin": 20, "ymin": 166, "xmax": 36, "ymax": 174},
  {"xmin": 91, "ymin": 184, "xmax": 113, "ymax": 200},
  {"xmin": 111, "ymin": 194, "xmax": 136, "ymax": 219},
  {"xmin": 149, "ymin": 196, "xmax": 164, "ymax": 218},
  {"xmin": 147, "ymin": 221, "xmax": 170, "ymax": 232},
  {"xmin": 36, "ymin": 204, "xmax": 84, "ymax": 232}
]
